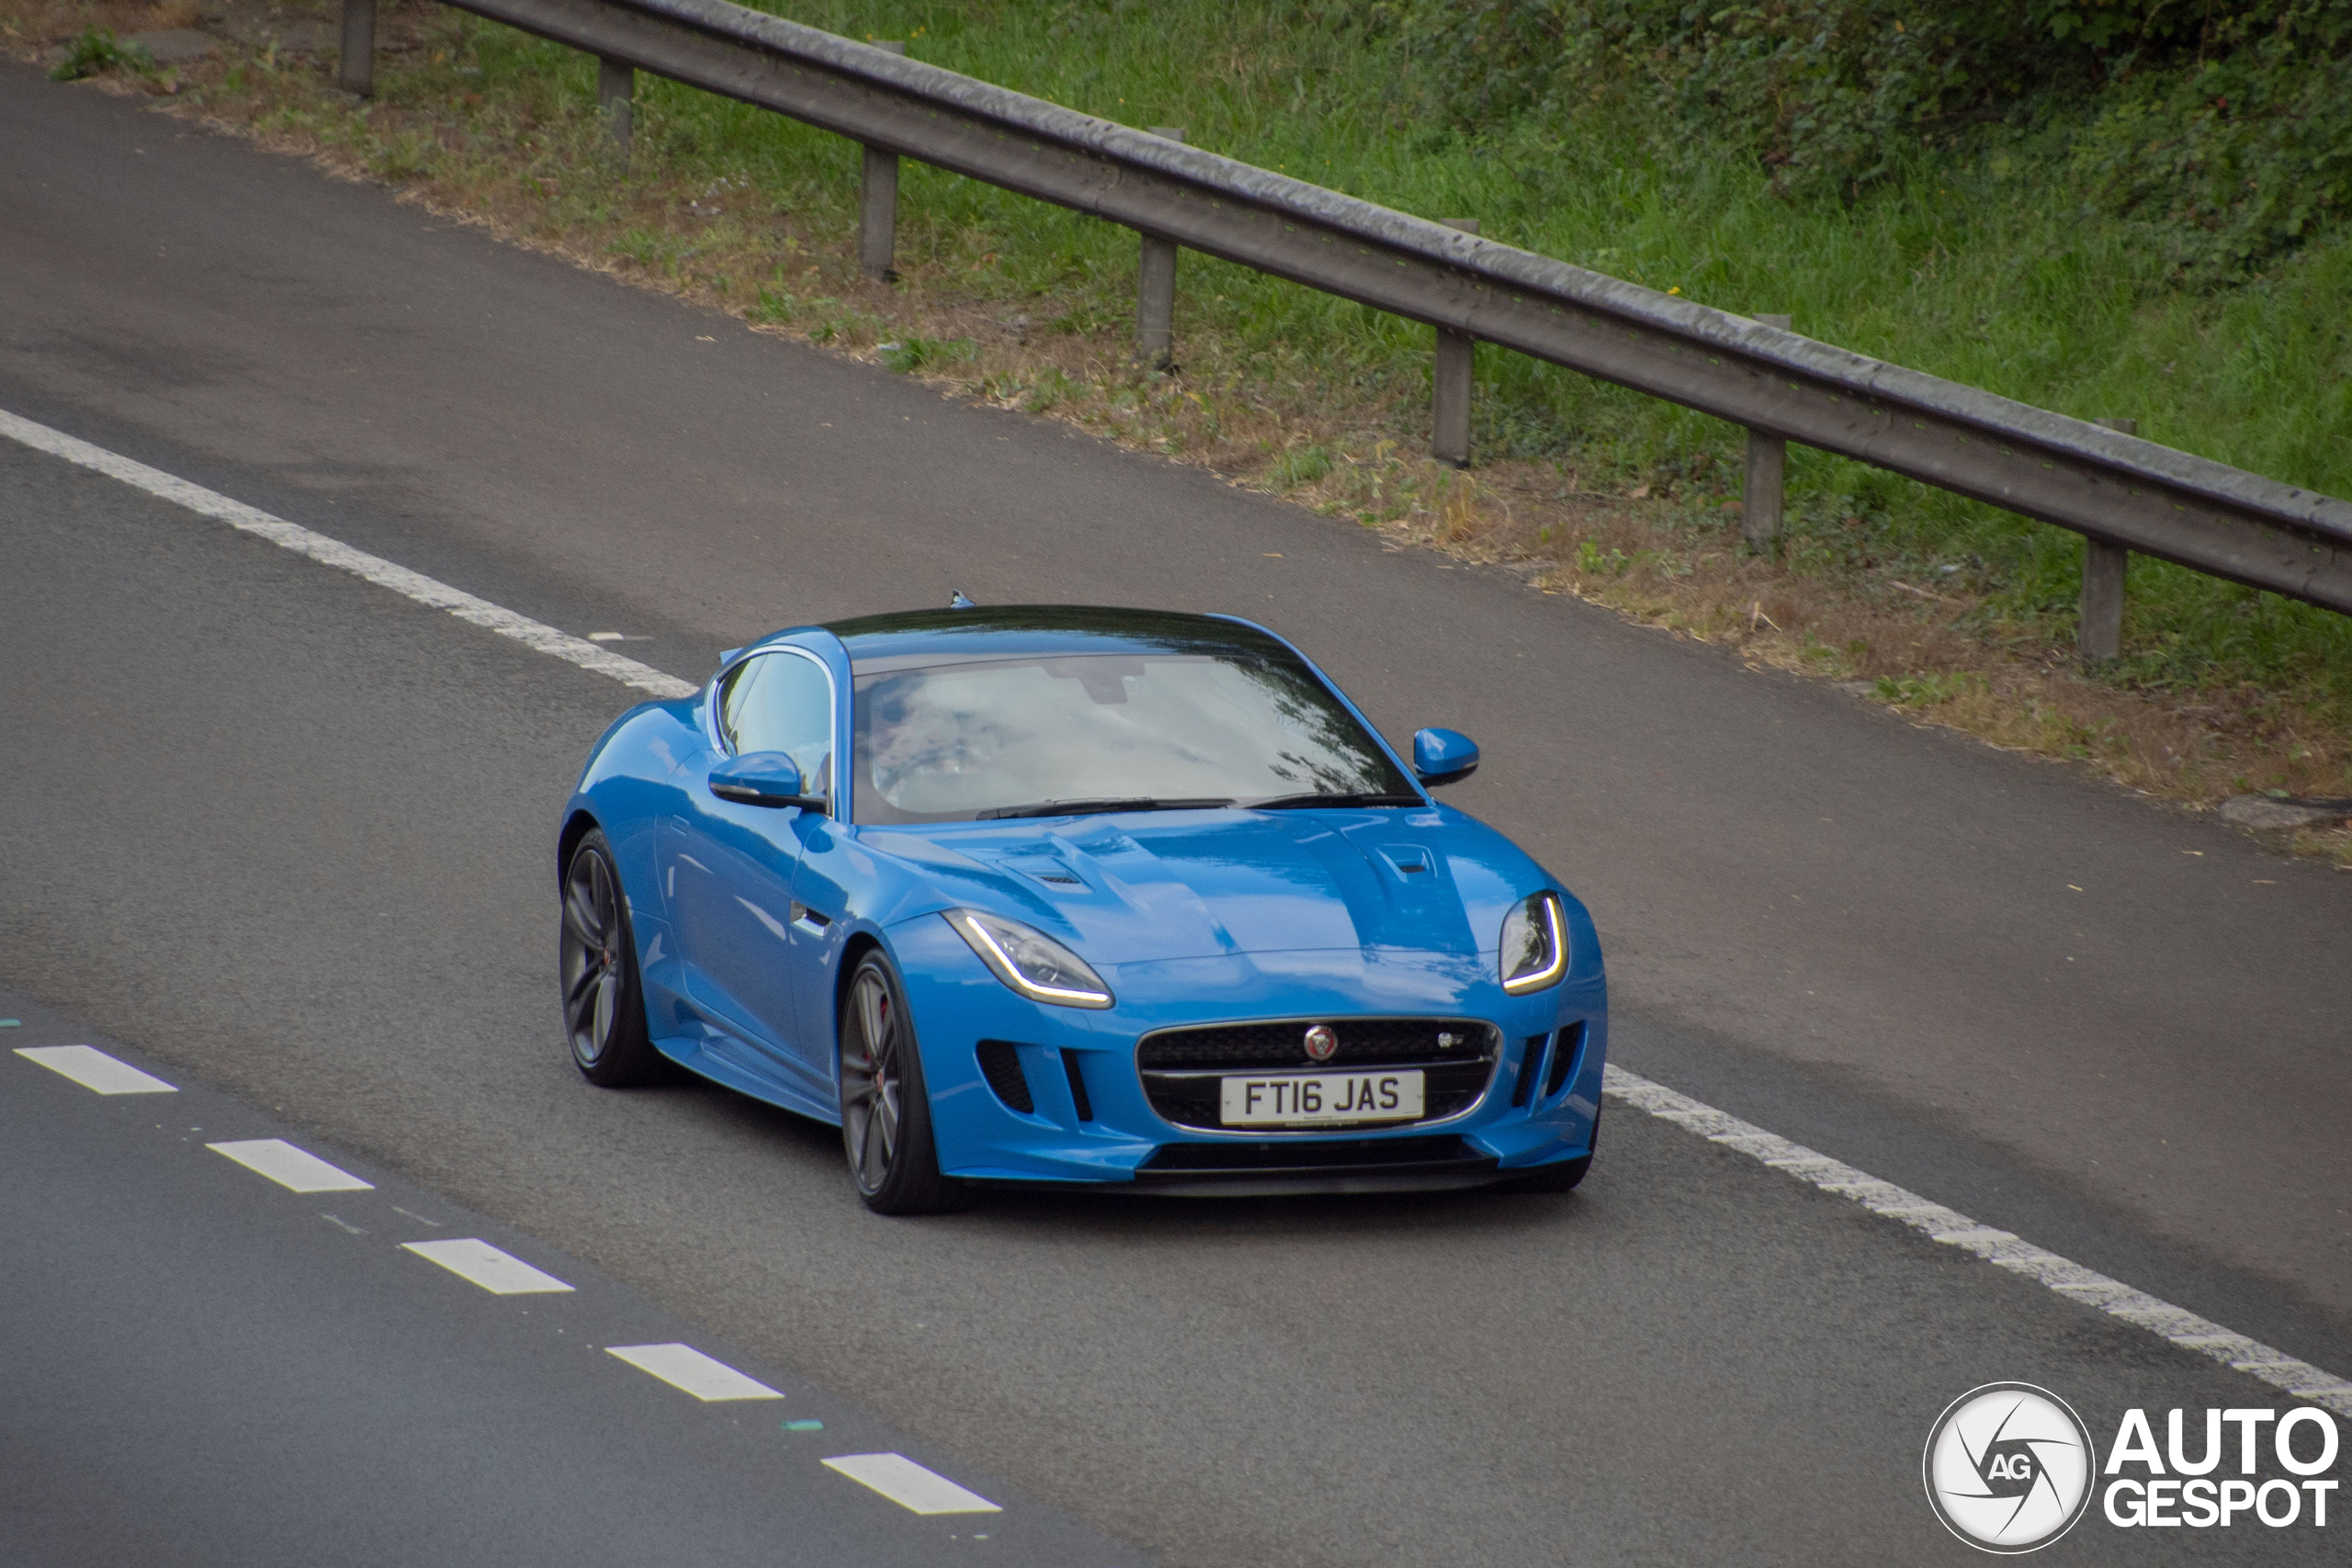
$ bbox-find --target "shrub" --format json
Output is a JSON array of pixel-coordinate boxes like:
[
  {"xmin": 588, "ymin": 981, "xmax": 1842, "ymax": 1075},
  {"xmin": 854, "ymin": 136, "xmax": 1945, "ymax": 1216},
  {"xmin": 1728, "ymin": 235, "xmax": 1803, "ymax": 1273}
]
[{"xmin": 50, "ymin": 28, "xmax": 156, "ymax": 82}]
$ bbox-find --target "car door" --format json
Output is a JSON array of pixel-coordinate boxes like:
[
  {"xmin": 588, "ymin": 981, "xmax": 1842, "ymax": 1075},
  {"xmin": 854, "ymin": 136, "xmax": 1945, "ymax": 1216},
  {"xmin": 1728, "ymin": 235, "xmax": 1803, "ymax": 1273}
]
[{"xmin": 667, "ymin": 648, "xmax": 837, "ymax": 1103}]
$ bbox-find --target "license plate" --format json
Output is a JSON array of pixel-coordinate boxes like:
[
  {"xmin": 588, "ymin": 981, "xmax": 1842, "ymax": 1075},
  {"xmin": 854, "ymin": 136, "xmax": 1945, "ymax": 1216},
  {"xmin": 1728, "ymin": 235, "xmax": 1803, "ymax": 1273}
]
[{"xmin": 1218, "ymin": 1070, "xmax": 1425, "ymax": 1127}]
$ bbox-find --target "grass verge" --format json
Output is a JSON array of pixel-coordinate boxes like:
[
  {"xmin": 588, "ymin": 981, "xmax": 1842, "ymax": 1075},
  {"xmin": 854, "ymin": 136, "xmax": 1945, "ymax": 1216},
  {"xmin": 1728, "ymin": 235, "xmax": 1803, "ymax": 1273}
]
[{"xmin": 6, "ymin": 0, "xmax": 2348, "ymax": 866}]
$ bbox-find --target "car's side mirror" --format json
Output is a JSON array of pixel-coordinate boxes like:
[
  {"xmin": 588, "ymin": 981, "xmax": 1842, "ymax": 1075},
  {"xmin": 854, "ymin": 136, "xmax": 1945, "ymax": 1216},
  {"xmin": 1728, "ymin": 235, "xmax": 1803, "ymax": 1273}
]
[
  {"xmin": 709, "ymin": 751, "xmax": 824, "ymax": 810},
  {"xmin": 1411, "ymin": 728, "xmax": 1479, "ymax": 787}
]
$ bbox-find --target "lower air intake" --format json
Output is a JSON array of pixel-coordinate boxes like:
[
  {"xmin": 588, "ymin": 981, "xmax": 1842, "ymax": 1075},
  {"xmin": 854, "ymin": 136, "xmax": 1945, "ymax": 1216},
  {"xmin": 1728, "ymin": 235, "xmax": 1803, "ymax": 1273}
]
[
  {"xmin": 1544, "ymin": 1021, "xmax": 1586, "ymax": 1098},
  {"xmin": 975, "ymin": 1040, "xmax": 1035, "ymax": 1114},
  {"xmin": 1131, "ymin": 1134, "xmax": 1500, "ymax": 1192}
]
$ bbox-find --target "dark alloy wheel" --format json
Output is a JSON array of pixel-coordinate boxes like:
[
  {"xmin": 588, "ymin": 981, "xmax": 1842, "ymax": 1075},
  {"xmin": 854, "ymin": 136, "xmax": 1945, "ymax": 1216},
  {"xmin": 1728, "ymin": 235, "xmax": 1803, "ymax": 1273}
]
[
  {"xmin": 560, "ymin": 829, "xmax": 670, "ymax": 1087},
  {"xmin": 838, "ymin": 953, "xmax": 965, "ymax": 1215}
]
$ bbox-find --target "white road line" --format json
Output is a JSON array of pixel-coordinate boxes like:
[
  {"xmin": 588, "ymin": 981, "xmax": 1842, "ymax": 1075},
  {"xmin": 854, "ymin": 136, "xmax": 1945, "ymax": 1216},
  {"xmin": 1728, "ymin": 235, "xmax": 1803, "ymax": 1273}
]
[
  {"xmin": 605, "ymin": 1343, "xmax": 785, "ymax": 1402},
  {"xmin": 12, "ymin": 408, "xmax": 2342, "ymax": 1421},
  {"xmin": 207, "ymin": 1138, "xmax": 374, "ymax": 1193},
  {"xmin": 15, "ymin": 1045, "xmax": 176, "ymax": 1095},
  {"xmin": 1600, "ymin": 1064, "xmax": 2352, "ymax": 1416},
  {"xmin": 0, "ymin": 408, "xmax": 697, "ymax": 702},
  {"xmin": 821, "ymin": 1453, "xmax": 1001, "ymax": 1515},
  {"xmin": 401, "ymin": 1238, "xmax": 575, "ymax": 1295}
]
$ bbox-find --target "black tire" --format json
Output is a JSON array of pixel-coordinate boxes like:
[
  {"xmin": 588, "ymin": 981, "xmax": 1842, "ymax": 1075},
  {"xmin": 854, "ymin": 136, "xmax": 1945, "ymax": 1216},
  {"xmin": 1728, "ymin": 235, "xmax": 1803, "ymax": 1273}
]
[
  {"xmin": 838, "ymin": 953, "xmax": 966, "ymax": 1215},
  {"xmin": 560, "ymin": 829, "xmax": 671, "ymax": 1087}
]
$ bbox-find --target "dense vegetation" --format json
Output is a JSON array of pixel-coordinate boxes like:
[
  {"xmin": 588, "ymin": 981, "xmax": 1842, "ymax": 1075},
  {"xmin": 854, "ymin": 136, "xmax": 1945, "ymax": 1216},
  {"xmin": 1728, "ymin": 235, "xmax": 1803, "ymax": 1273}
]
[
  {"xmin": 140, "ymin": 0, "xmax": 2352, "ymax": 738},
  {"xmin": 726, "ymin": 0, "xmax": 2352, "ymax": 710},
  {"xmin": 1398, "ymin": 1, "xmax": 2352, "ymax": 285}
]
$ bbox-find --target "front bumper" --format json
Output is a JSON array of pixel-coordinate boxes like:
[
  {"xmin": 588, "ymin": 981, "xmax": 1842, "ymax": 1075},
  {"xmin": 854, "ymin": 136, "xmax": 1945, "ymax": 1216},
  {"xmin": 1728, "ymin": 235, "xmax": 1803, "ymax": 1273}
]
[{"xmin": 889, "ymin": 917, "xmax": 1608, "ymax": 1191}]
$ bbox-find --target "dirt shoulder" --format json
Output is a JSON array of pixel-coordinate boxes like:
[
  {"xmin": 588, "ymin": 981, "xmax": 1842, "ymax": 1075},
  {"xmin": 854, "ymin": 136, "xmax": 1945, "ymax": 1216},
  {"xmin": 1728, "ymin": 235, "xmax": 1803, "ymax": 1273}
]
[{"xmin": 7, "ymin": 0, "xmax": 2349, "ymax": 867}]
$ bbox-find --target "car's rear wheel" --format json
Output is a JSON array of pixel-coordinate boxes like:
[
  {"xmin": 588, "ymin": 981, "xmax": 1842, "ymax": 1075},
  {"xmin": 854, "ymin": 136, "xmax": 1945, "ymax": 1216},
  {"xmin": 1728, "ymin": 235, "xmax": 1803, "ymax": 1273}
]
[
  {"xmin": 839, "ymin": 953, "xmax": 965, "ymax": 1215},
  {"xmin": 560, "ymin": 829, "xmax": 670, "ymax": 1087}
]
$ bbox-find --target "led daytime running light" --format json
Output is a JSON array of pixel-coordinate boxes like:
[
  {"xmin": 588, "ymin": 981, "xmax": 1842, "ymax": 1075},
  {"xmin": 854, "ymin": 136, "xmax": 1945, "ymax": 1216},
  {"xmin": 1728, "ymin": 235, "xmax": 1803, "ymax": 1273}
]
[
  {"xmin": 946, "ymin": 909, "xmax": 1114, "ymax": 1009},
  {"xmin": 1501, "ymin": 893, "xmax": 1569, "ymax": 995}
]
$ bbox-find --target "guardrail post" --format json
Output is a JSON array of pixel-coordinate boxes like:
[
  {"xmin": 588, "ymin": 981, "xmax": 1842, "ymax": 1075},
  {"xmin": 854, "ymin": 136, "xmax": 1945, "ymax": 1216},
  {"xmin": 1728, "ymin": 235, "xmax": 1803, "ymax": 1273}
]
[
  {"xmin": 597, "ymin": 57, "xmax": 634, "ymax": 152},
  {"xmin": 338, "ymin": 0, "xmax": 374, "ymax": 96},
  {"xmin": 857, "ymin": 43, "xmax": 906, "ymax": 283},
  {"xmin": 1136, "ymin": 129, "xmax": 1186, "ymax": 369},
  {"xmin": 2079, "ymin": 417, "xmax": 2137, "ymax": 661},
  {"xmin": 1741, "ymin": 314, "xmax": 1792, "ymax": 549},
  {"xmin": 1430, "ymin": 219, "xmax": 1480, "ymax": 468}
]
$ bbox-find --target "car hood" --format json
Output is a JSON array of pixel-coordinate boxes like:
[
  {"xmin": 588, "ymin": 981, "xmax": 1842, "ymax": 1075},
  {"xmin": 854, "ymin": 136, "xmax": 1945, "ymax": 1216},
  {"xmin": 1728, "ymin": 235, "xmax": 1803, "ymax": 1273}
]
[{"xmin": 856, "ymin": 807, "xmax": 1548, "ymax": 965}]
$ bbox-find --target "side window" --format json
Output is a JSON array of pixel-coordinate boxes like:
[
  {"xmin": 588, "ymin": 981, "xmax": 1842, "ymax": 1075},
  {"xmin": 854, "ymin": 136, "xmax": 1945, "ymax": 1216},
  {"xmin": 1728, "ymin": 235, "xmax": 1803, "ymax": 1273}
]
[{"xmin": 718, "ymin": 652, "xmax": 834, "ymax": 800}]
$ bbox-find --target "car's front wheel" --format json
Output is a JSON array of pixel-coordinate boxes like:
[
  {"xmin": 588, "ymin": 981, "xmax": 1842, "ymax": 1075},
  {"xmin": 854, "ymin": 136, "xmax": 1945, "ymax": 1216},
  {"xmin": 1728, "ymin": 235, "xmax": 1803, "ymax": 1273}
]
[
  {"xmin": 560, "ymin": 829, "xmax": 670, "ymax": 1087},
  {"xmin": 838, "ymin": 953, "xmax": 965, "ymax": 1215}
]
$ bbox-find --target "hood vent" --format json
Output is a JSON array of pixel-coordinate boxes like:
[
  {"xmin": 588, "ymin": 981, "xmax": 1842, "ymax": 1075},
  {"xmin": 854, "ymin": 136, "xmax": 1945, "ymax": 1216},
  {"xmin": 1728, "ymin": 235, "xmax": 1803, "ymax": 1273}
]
[{"xmin": 996, "ymin": 854, "xmax": 1087, "ymax": 890}]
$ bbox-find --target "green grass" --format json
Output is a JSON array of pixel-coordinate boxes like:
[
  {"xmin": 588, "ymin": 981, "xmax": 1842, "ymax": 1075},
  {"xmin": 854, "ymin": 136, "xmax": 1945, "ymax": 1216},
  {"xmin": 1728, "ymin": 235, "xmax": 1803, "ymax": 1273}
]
[{"xmin": 419, "ymin": 0, "xmax": 2352, "ymax": 725}]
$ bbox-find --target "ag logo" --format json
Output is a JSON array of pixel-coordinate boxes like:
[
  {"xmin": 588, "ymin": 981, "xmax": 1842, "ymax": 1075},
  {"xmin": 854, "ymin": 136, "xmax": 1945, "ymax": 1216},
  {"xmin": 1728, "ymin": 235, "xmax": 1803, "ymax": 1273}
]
[
  {"xmin": 1924, "ymin": 1383, "xmax": 2095, "ymax": 1553},
  {"xmin": 1303, "ymin": 1024, "xmax": 1339, "ymax": 1062}
]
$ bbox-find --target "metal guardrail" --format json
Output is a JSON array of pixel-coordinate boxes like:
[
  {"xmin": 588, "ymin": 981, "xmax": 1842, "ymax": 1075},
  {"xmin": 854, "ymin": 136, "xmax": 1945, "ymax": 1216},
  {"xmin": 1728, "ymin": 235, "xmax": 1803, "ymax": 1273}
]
[{"xmin": 367, "ymin": 0, "xmax": 2352, "ymax": 620}]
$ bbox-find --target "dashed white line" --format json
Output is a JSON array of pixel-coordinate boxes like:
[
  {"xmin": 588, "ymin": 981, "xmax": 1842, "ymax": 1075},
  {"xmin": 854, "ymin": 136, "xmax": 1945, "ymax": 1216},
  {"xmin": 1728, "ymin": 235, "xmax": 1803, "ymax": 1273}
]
[
  {"xmin": 401, "ymin": 1237, "xmax": 575, "ymax": 1295},
  {"xmin": 1600, "ymin": 1064, "xmax": 2352, "ymax": 1416},
  {"xmin": 13, "ymin": 406, "xmax": 2344, "ymax": 1426},
  {"xmin": 0, "ymin": 408, "xmax": 696, "ymax": 702},
  {"xmin": 15, "ymin": 1045, "xmax": 176, "ymax": 1095},
  {"xmin": 822, "ymin": 1453, "xmax": 1001, "ymax": 1515},
  {"xmin": 606, "ymin": 1343, "xmax": 784, "ymax": 1402},
  {"xmin": 208, "ymin": 1138, "xmax": 374, "ymax": 1192}
]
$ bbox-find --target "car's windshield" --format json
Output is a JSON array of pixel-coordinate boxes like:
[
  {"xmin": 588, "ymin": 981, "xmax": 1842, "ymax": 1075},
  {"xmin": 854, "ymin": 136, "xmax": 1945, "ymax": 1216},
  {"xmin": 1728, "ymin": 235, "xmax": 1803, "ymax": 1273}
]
[{"xmin": 850, "ymin": 651, "xmax": 1415, "ymax": 824}]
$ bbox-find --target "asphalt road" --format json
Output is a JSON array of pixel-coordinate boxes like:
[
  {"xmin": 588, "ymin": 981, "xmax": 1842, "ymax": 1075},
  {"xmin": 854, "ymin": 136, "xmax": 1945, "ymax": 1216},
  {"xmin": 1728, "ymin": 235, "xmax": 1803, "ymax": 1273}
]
[
  {"xmin": 0, "ymin": 987, "xmax": 1123, "ymax": 1568},
  {"xmin": 3, "ymin": 60, "xmax": 2348, "ymax": 1565}
]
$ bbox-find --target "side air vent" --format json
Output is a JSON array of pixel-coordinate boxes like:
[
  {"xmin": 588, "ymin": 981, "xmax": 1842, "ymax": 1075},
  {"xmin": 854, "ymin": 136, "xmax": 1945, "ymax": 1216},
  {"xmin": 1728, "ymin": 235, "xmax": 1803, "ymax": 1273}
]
[
  {"xmin": 975, "ymin": 1040, "xmax": 1035, "ymax": 1114},
  {"xmin": 1060, "ymin": 1049, "xmax": 1094, "ymax": 1121},
  {"xmin": 1544, "ymin": 1021, "xmax": 1586, "ymax": 1099},
  {"xmin": 1510, "ymin": 1033, "xmax": 1550, "ymax": 1107}
]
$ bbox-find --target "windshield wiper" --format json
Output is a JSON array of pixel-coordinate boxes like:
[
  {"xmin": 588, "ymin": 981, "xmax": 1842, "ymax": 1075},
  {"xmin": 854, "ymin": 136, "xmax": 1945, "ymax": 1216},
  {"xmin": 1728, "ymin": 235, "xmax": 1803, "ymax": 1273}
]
[
  {"xmin": 978, "ymin": 796, "xmax": 1235, "ymax": 820},
  {"xmin": 1245, "ymin": 792, "xmax": 1426, "ymax": 809}
]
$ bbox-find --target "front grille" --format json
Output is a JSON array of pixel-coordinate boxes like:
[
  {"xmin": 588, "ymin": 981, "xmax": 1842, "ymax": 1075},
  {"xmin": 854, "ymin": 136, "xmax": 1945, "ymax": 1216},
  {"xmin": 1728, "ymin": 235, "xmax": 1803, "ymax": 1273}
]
[{"xmin": 1136, "ymin": 1017, "xmax": 1498, "ymax": 1132}]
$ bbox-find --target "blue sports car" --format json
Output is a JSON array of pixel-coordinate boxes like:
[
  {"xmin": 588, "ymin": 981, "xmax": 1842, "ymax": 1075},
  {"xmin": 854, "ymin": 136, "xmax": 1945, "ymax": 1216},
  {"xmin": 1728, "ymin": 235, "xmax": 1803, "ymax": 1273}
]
[{"xmin": 558, "ymin": 604, "xmax": 1606, "ymax": 1213}]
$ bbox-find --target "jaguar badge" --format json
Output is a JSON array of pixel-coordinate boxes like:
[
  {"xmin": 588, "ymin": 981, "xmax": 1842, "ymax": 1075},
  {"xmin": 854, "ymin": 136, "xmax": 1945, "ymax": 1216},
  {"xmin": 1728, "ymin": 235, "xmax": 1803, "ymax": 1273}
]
[{"xmin": 1304, "ymin": 1024, "xmax": 1339, "ymax": 1062}]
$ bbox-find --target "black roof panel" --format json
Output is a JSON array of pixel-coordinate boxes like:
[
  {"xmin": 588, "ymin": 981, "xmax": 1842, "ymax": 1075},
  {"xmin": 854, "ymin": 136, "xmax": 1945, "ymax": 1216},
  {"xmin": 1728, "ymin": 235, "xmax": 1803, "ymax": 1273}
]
[{"xmin": 821, "ymin": 604, "xmax": 1288, "ymax": 669}]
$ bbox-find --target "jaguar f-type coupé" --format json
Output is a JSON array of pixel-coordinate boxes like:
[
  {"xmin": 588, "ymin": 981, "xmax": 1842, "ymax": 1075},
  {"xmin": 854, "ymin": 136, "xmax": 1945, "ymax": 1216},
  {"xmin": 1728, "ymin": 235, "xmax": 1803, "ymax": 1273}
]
[{"xmin": 557, "ymin": 604, "xmax": 1606, "ymax": 1213}]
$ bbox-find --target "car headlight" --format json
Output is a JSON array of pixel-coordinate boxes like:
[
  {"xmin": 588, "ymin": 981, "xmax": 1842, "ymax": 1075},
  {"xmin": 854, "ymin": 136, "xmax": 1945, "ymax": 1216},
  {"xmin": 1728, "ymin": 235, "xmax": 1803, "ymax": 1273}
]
[
  {"xmin": 944, "ymin": 908, "xmax": 1114, "ymax": 1009},
  {"xmin": 1498, "ymin": 891, "xmax": 1568, "ymax": 995}
]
